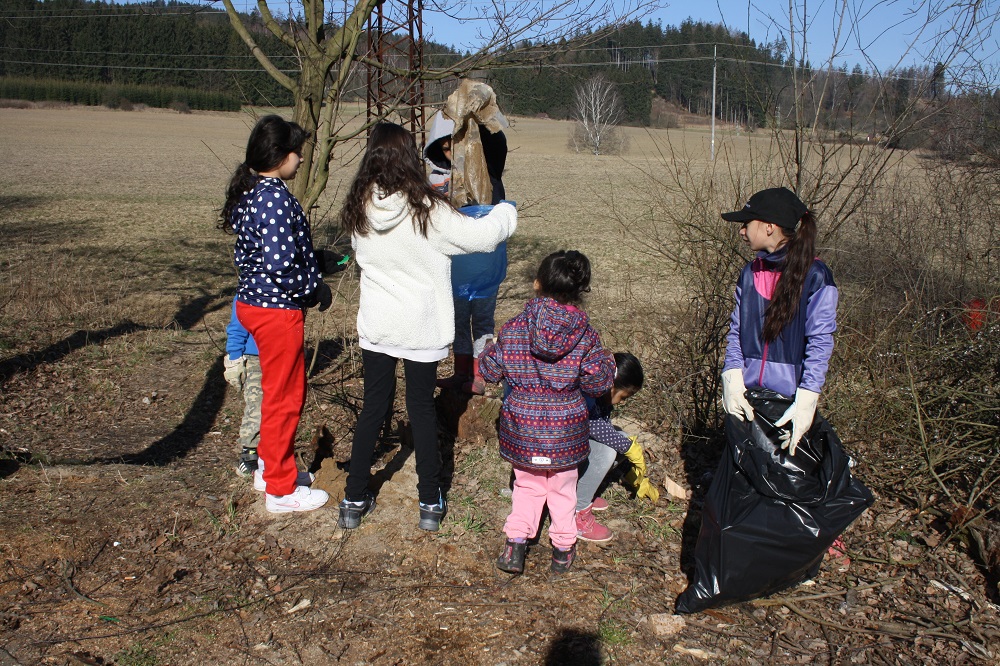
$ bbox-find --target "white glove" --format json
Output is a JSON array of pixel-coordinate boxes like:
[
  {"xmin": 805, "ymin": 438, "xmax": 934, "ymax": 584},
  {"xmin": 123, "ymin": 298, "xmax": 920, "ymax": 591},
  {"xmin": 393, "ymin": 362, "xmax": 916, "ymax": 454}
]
[
  {"xmin": 223, "ymin": 355, "xmax": 246, "ymax": 389},
  {"xmin": 721, "ymin": 368, "xmax": 755, "ymax": 421},
  {"xmin": 774, "ymin": 388, "xmax": 819, "ymax": 455}
]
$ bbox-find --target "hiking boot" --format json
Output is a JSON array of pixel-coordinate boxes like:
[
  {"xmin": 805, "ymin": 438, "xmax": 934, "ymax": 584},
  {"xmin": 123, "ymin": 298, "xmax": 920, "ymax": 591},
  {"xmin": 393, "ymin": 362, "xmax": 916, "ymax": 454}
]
[
  {"xmin": 253, "ymin": 469, "xmax": 315, "ymax": 493},
  {"xmin": 265, "ymin": 485, "xmax": 329, "ymax": 514},
  {"xmin": 576, "ymin": 505, "xmax": 613, "ymax": 543},
  {"xmin": 236, "ymin": 448, "xmax": 258, "ymax": 477},
  {"xmin": 551, "ymin": 543, "xmax": 577, "ymax": 574},
  {"xmin": 496, "ymin": 538, "xmax": 527, "ymax": 574},
  {"xmin": 418, "ymin": 498, "xmax": 448, "ymax": 532},
  {"xmin": 590, "ymin": 497, "xmax": 609, "ymax": 512},
  {"xmin": 436, "ymin": 354, "xmax": 473, "ymax": 390},
  {"xmin": 338, "ymin": 494, "xmax": 376, "ymax": 529}
]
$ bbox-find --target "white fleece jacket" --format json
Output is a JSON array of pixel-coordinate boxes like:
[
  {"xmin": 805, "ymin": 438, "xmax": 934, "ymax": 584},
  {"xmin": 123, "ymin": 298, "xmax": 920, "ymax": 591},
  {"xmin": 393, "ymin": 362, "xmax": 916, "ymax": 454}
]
[{"xmin": 353, "ymin": 191, "xmax": 517, "ymax": 351}]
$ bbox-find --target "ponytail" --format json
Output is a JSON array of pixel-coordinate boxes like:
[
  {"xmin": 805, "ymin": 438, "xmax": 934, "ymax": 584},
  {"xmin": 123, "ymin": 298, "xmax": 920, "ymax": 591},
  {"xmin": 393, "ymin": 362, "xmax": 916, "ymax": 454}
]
[
  {"xmin": 763, "ymin": 212, "xmax": 817, "ymax": 342},
  {"xmin": 219, "ymin": 162, "xmax": 258, "ymax": 233},
  {"xmin": 218, "ymin": 115, "xmax": 307, "ymax": 234}
]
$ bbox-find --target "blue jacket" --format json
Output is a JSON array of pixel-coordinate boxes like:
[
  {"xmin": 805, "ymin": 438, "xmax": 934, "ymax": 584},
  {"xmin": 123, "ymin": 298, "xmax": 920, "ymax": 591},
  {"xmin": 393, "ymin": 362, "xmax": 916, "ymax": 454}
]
[
  {"xmin": 225, "ymin": 297, "xmax": 258, "ymax": 360},
  {"xmin": 232, "ymin": 177, "xmax": 322, "ymax": 310},
  {"xmin": 723, "ymin": 249, "xmax": 838, "ymax": 397}
]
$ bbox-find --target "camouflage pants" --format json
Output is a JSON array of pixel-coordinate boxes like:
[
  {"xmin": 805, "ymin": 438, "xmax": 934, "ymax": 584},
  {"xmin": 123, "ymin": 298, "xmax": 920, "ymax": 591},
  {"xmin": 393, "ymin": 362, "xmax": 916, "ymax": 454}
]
[{"xmin": 238, "ymin": 355, "xmax": 262, "ymax": 452}]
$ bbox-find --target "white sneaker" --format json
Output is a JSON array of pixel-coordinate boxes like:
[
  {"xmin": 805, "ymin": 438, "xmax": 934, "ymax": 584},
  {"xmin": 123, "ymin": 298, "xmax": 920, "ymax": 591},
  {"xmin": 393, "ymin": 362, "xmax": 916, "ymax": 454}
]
[
  {"xmin": 265, "ymin": 485, "xmax": 329, "ymax": 513},
  {"xmin": 253, "ymin": 469, "xmax": 315, "ymax": 492}
]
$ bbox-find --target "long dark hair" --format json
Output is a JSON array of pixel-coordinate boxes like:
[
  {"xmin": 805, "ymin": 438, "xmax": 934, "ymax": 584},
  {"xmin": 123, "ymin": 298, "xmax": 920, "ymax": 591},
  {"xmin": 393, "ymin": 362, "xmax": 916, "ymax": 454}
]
[
  {"xmin": 536, "ymin": 250, "xmax": 592, "ymax": 305},
  {"xmin": 763, "ymin": 211, "xmax": 818, "ymax": 342},
  {"xmin": 219, "ymin": 115, "xmax": 307, "ymax": 232},
  {"xmin": 340, "ymin": 122, "xmax": 449, "ymax": 237}
]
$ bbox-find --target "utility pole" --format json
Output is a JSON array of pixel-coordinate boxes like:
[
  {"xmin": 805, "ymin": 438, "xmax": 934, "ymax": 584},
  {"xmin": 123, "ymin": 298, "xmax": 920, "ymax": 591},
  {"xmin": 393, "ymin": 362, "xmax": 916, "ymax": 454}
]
[{"xmin": 710, "ymin": 44, "xmax": 717, "ymax": 161}]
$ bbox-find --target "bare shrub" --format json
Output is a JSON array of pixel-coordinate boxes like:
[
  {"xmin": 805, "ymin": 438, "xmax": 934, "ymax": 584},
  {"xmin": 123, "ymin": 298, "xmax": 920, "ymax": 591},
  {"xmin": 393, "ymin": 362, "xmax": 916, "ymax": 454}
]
[
  {"xmin": 0, "ymin": 99, "xmax": 34, "ymax": 109},
  {"xmin": 569, "ymin": 74, "xmax": 628, "ymax": 156},
  {"xmin": 169, "ymin": 100, "xmax": 192, "ymax": 114}
]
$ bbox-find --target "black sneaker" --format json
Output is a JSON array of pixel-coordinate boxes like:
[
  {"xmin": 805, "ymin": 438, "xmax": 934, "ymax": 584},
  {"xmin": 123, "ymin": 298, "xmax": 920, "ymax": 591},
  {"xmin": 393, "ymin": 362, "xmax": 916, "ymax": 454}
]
[
  {"xmin": 495, "ymin": 539, "xmax": 527, "ymax": 574},
  {"xmin": 236, "ymin": 449, "xmax": 258, "ymax": 477},
  {"xmin": 338, "ymin": 495, "xmax": 376, "ymax": 529},
  {"xmin": 551, "ymin": 544, "xmax": 576, "ymax": 574},
  {"xmin": 418, "ymin": 498, "xmax": 447, "ymax": 532}
]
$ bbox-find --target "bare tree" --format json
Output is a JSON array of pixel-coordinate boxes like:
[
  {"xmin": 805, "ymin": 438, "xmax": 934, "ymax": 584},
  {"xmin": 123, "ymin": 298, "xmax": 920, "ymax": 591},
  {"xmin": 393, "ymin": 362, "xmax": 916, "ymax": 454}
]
[
  {"xmin": 570, "ymin": 74, "xmax": 628, "ymax": 155},
  {"xmin": 213, "ymin": 0, "xmax": 659, "ymax": 212}
]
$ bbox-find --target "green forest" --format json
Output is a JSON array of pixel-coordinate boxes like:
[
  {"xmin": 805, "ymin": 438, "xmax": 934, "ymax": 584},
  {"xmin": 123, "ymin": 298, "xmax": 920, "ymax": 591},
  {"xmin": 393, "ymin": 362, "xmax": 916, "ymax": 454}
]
[{"xmin": 0, "ymin": 0, "xmax": 980, "ymax": 145}]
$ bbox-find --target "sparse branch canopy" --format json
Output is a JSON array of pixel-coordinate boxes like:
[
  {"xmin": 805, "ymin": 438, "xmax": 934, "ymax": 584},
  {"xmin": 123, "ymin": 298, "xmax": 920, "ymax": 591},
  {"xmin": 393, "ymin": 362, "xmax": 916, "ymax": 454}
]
[
  {"xmin": 570, "ymin": 74, "xmax": 627, "ymax": 155},
  {"xmin": 216, "ymin": 0, "xmax": 662, "ymax": 212}
]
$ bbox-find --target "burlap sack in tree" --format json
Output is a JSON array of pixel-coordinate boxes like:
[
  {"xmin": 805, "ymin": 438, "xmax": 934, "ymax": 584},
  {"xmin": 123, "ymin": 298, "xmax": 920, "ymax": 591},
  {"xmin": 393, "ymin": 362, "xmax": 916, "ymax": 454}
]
[{"xmin": 443, "ymin": 79, "xmax": 508, "ymax": 207}]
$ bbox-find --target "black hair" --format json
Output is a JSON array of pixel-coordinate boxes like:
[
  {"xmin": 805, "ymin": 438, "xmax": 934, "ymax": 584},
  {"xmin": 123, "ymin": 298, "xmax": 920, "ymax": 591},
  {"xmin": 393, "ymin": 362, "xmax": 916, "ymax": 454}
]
[
  {"xmin": 341, "ymin": 122, "xmax": 450, "ymax": 237},
  {"xmin": 219, "ymin": 115, "xmax": 307, "ymax": 233},
  {"xmin": 612, "ymin": 352, "xmax": 644, "ymax": 391},
  {"xmin": 763, "ymin": 211, "xmax": 818, "ymax": 342},
  {"xmin": 535, "ymin": 250, "xmax": 591, "ymax": 304}
]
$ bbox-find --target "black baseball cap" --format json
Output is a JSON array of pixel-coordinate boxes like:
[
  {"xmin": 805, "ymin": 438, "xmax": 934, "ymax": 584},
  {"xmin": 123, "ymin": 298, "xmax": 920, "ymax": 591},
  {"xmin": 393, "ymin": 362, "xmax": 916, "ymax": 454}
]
[{"xmin": 721, "ymin": 187, "xmax": 808, "ymax": 230}]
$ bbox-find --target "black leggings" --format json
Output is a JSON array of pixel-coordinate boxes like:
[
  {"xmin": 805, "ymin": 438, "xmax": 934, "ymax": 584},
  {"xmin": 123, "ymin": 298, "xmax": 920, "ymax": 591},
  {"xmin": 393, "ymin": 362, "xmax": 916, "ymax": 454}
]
[{"xmin": 345, "ymin": 349, "xmax": 441, "ymax": 505}]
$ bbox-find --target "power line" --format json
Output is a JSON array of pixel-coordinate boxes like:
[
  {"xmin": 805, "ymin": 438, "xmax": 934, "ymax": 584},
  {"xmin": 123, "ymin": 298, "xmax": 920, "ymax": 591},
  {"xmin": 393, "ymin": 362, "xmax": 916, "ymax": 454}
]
[
  {"xmin": 0, "ymin": 9, "xmax": 226, "ymax": 19},
  {"xmin": 0, "ymin": 45, "xmax": 297, "ymax": 60},
  {"xmin": 0, "ymin": 58, "xmax": 296, "ymax": 73}
]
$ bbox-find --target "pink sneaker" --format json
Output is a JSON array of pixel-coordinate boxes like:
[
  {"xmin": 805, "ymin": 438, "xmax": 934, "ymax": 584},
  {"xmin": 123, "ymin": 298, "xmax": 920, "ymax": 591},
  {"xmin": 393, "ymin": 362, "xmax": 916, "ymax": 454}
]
[
  {"xmin": 576, "ymin": 506, "xmax": 613, "ymax": 542},
  {"xmin": 590, "ymin": 497, "xmax": 609, "ymax": 512},
  {"xmin": 827, "ymin": 537, "xmax": 850, "ymax": 571}
]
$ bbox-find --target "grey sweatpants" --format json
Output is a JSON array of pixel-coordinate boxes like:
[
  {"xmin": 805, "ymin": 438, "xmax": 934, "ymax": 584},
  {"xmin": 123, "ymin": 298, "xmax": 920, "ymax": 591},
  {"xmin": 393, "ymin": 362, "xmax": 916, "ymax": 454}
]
[{"xmin": 575, "ymin": 438, "xmax": 618, "ymax": 511}]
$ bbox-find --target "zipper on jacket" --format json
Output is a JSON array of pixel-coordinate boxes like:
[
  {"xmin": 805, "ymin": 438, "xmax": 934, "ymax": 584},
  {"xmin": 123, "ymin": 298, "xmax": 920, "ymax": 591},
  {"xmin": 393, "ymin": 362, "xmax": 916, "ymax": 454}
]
[{"xmin": 759, "ymin": 341, "xmax": 769, "ymax": 387}]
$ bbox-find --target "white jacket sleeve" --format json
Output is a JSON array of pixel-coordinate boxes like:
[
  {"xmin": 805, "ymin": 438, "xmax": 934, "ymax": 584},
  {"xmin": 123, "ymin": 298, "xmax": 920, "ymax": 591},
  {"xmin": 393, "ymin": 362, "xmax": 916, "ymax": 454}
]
[{"xmin": 427, "ymin": 202, "xmax": 517, "ymax": 256}]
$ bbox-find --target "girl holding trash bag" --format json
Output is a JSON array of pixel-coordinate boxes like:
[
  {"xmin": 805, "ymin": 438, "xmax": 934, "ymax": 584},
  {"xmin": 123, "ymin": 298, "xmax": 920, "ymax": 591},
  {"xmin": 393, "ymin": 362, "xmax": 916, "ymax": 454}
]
[
  {"xmin": 337, "ymin": 122, "xmax": 517, "ymax": 532},
  {"xmin": 719, "ymin": 187, "xmax": 838, "ymax": 454}
]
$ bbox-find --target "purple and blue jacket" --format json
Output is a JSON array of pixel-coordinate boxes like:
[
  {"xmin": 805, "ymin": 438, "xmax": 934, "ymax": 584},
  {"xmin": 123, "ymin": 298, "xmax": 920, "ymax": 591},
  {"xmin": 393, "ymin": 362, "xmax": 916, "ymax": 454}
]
[
  {"xmin": 722, "ymin": 249, "xmax": 838, "ymax": 397},
  {"xmin": 481, "ymin": 297, "xmax": 615, "ymax": 471}
]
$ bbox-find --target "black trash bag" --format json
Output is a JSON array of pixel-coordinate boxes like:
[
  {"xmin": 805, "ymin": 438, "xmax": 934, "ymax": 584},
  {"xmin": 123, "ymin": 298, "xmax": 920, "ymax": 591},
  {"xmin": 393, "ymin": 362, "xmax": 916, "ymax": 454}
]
[{"xmin": 675, "ymin": 388, "xmax": 874, "ymax": 614}]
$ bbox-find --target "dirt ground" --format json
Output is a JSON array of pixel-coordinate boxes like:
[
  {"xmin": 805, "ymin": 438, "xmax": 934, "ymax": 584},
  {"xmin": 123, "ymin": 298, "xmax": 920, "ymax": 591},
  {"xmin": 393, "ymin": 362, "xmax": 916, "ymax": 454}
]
[{"xmin": 1, "ymin": 106, "xmax": 997, "ymax": 665}]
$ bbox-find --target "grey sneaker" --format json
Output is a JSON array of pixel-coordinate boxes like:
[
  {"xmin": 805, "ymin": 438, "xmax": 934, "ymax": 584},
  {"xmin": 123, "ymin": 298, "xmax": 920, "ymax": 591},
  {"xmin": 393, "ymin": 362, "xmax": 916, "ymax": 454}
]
[
  {"xmin": 338, "ymin": 494, "xmax": 376, "ymax": 529},
  {"xmin": 236, "ymin": 449, "xmax": 258, "ymax": 477},
  {"xmin": 418, "ymin": 498, "xmax": 447, "ymax": 532}
]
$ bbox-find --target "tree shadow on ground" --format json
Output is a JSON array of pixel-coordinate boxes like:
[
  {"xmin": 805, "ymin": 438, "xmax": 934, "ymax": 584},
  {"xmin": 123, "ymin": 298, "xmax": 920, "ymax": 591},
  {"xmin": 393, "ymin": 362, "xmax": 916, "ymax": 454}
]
[
  {"xmin": 543, "ymin": 628, "xmax": 602, "ymax": 666},
  {"xmin": 95, "ymin": 355, "xmax": 228, "ymax": 466},
  {"xmin": 81, "ymin": 289, "xmax": 232, "ymax": 466},
  {"xmin": 0, "ymin": 321, "xmax": 152, "ymax": 386}
]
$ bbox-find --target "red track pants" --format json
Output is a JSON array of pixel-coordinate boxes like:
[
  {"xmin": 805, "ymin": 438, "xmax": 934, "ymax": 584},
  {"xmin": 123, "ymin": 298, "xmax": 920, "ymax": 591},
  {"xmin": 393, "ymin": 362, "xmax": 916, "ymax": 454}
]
[{"xmin": 235, "ymin": 301, "xmax": 305, "ymax": 496}]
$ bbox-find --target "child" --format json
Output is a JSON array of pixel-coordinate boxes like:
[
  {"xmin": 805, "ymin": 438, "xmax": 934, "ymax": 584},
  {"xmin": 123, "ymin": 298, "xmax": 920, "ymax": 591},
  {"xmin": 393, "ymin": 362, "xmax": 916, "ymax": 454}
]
[
  {"xmin": 222, "ymin": 297, "xmax": 262, "ymax": 476},
  {"xmin": 574, "ymin": 352, "xmax": 659, "ymax": 543},
  {"xmin": 719, "ymin": 187, "xmax": 837, "ymax": 455},
  {"xmin": 427, "ymin": 109, "xmax": 510, "ymax": 394},
  {"xmin": 480, "ymin": 250, "xmax": 615, "ymax": 574},
  {"xmin": 220, "ymin": 114, "xmax": 332, "ymax": 514},
  {"xmin": 423, "ymin": 110, "xmax": 454, "ymax": 196},
  {"xmin": 338, "ymin": 122, "xmax": 517, "ymax": 531}
]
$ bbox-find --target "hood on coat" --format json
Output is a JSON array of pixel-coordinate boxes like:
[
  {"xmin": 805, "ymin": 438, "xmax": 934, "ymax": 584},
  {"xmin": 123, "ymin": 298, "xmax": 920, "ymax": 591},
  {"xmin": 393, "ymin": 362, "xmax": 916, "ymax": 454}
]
[
  {"xmin": 526, "ymin": 297, "xmax": 588, "ymax": 362},
  {"xmin": 424, "ymin": 110, "xmax": 455, "ymax": 170},
  {"xmin": 366, "ymin": 189, "xmax": 409, "ymax": 232}
]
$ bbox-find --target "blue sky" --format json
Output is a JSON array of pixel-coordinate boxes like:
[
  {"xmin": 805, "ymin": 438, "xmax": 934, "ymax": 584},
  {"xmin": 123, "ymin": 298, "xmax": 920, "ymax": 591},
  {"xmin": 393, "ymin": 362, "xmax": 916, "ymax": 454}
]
[{"xmin": 111, "ymin": 0, "xmax": 998, "ymax": 77}]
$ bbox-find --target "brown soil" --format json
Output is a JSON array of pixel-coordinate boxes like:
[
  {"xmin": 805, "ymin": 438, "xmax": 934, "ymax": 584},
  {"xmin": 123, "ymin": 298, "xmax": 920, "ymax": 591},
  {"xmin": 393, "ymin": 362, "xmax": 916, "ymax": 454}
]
[{"xmin": 0, "ymin": 107, "xmax": 996, "ymax": 665}]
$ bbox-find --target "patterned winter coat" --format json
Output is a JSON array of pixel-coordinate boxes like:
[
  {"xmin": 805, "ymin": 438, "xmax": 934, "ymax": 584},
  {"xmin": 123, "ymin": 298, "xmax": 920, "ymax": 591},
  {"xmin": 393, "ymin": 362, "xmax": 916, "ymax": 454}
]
[{"xmin": 480, "ymin": 297, "xmax": 615, "ymax": 471}]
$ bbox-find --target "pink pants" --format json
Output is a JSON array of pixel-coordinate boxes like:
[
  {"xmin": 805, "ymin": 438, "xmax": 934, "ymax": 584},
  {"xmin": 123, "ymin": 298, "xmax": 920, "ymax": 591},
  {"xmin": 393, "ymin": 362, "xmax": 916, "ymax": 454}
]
[
  {"xmin": 504, "ymin": 466, "xmax": 579, "ymax": 550},
  {"xmin": 236, "ymin": 301, "xmax": 305, "ymax": 496}
]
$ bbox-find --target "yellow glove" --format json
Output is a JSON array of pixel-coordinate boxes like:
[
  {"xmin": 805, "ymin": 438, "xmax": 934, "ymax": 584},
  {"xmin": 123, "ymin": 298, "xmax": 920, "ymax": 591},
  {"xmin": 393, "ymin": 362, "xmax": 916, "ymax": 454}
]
[{"xmin": 623, "ymin": 436, "xmax": 659, "ymax": 503}]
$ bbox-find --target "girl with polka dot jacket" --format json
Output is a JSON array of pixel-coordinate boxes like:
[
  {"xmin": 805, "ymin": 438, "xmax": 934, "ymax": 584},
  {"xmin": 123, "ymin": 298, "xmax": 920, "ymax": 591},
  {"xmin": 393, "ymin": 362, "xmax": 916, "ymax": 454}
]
[{"xmin": 219, "ymin": 115, "xmax": 332, "ymax": 514}]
